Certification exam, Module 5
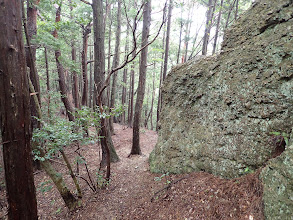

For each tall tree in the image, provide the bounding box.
[81,22,92,106]
[0,0,38,218]
[69,0,80,109]
[109,0,122,133]
[212,0,223,54]
[26,0,41,130]
[202,0,217,55]
[163,0,172,80]
[53,3,75,122]
[130,0,152,155]
[92,0,120,167]
[121,24,130,125]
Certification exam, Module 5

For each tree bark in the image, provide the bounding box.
[0,0,38,218]
[202,0,217,55]
[92,0,119,166]
[121,24,129,125]
[69,0,80,109]
[81,22,91,106]
[163,0,172,80]
[130,0,152,155]
[212,0,223,54]
[26,0,41,130]
[176,5,183,64]
[53,4,75,122]
[109,0,122,133]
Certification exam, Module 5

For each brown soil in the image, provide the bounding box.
[0,124,263,219]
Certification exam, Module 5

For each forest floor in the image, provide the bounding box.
[0,123,264,219]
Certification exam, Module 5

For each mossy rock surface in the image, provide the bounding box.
[150,0,293,178]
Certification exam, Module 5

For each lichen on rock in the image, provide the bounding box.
[149,0,293,178]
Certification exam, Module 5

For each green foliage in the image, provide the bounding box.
[154,172,171,185]
[32,118,84,161]
[37,180,53,194]
[96,171,111,189]
[270,131,289,145]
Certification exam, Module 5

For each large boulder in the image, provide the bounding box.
[260,141,293,219]
[149,0,293,178]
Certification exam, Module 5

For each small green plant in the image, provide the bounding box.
[96,171,111,189]
[270,131,289,145]
[37,180,53,194]
[154,172,171,185]
[244,167,254,174]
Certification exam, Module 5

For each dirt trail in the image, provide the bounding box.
[1,124,263,219]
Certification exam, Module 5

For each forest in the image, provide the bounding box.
[2,0,292,219]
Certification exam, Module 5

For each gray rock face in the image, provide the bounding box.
[149,0,293,178]
[260,142,293,219]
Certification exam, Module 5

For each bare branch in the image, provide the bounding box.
[79,0,91,5]
[97,1,168,104]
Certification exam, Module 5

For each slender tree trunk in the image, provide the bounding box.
[176,4,183,64]
[26,0,41,131]
[38,149,78,210]
[44,47,51,121]
[130,0,152,155]
[69,0,80,109]
[81,22,91,106]
[106,5,112,107]
[235,0,239,20]
[121,24,129,125]
[144,85,150,128]
[127,17,137,127]
[163,0,172,80]
[0,0,38,218]
[183,2,194,62]
[89,42,93,108]
[212,0,223,54]
[202,0,217,55]
[53,4,75,122]
[92,0,119,167]
[225,0,236,29]
[109,0,122,133]
[156,24,166,131]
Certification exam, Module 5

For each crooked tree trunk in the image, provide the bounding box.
[27,52,79,211]
[92,0,119,167]
[38,149,78,210]
[130,0,152,155]
[109,0,121,133]
[0,1,38,218]
[53,5,75,122]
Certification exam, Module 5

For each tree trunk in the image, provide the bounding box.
[183,2,194,62]
[202,0,217,55]
[92,0,119,166]
[38,149,78,210]
[163,0,172,80]
[176,5,183,64]
[69,0,80,109]
[212,0,223,54]
[121,24,129,125]
[109,0,122,133]
[106,5,112,107]
[81,22,91,106]
[89,42,93,108]
[130,0,152,155]
[44,47,51,121]
[53,4,75,122]
[26,0,41,130]
[0,0,38,218]
[235,0,239,20]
